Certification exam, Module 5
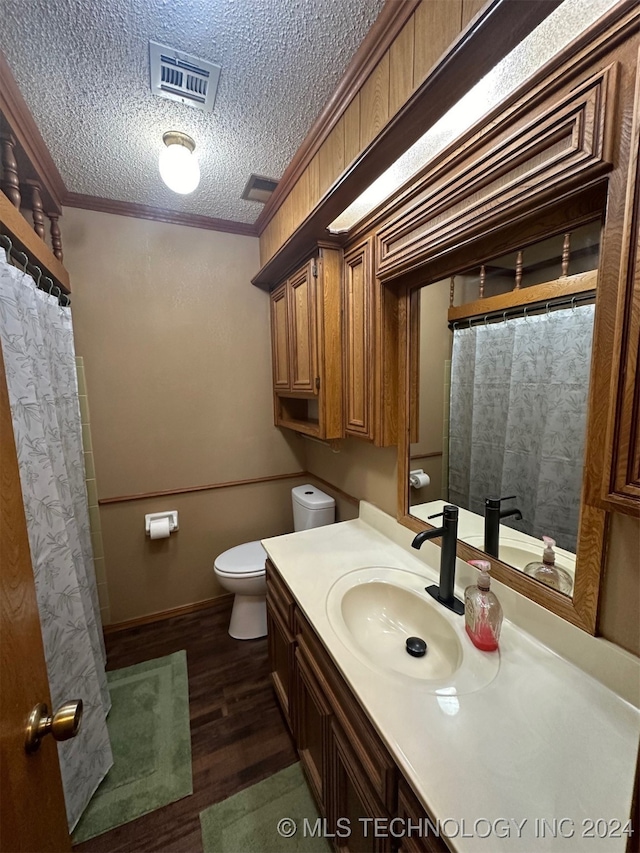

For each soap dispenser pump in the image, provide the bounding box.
[523,536,573,595]
[464,560,503,651]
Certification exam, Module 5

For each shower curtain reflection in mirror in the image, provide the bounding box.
[448,304,595,552]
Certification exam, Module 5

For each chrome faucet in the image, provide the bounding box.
[484,495,523,559]
[412,504,465,615]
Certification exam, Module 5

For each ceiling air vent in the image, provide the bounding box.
[149,40,221,113]
[241,174,279,204]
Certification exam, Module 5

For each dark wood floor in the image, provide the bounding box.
[75,600,297,853]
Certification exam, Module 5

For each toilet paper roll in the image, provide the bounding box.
[149,517,171,539]
[409,471,431,489]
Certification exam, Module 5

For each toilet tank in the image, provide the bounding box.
[292,485,335,531]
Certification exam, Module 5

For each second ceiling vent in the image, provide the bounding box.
[149,40,221,113]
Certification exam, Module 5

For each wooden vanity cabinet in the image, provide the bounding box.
[266,559,449,853]
[269,246,342,439]
[343,236,398,447]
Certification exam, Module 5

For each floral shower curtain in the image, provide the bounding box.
[0,250,112,830]
[448,304,595,552]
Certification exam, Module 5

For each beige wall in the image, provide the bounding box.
[599,514,640,657]
[63,207,305,623]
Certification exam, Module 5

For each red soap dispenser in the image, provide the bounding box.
[464,560,503,651]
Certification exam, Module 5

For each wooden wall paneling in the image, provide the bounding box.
[360,52,390,150]
[413,0,463,87]
[461,0,487,29]
[318,116,345,198]
[307,152,320,212]
[343,94,361,169]
[389,15,416,117]
[254,0,567,286]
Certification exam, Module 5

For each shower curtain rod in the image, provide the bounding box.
[0,232,71,307]
[449,290,594,330]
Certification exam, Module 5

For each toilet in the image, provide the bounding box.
[214,484,335,639]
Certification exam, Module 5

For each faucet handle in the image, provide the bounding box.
[427,505,458,521]
[485,495,517,507]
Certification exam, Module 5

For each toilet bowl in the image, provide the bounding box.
[214,485,335,640]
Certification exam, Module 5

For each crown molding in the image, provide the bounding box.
[254,0,420,235]
[63,193,258,237]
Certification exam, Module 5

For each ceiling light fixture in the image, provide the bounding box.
[159,131,200,194]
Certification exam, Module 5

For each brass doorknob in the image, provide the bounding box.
[25,700,83,754]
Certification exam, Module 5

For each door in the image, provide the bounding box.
[0,345,71,852]
[288,262,318,393]
[270,282,290,391]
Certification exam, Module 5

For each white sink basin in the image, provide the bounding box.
[339,580,463,680]
[326,566,500,694]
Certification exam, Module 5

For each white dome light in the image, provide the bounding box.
[159,131,200,194]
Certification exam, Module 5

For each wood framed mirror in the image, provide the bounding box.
[397,186,609,633]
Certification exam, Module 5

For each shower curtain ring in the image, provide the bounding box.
[468,318,473,329]
[0,234,11,254]
[483,315,489,326]
[453,321,459,331]
[52,285,62,300]
[17,251,29,272]
[502,311,507,323]
[33,266,43,288]
[545,301,551,314]
[571,296,577,310]
[43,276,53,295]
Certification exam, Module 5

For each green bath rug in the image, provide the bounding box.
[72,650,192,843]
[200,762,330,853]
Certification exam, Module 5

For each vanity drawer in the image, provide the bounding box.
[294,606,397,813]
[266,557,296,633]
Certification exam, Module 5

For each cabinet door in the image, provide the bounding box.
[344,238,374,438]
[266,599,295,733]
[294,646,332,815]
[397,778,448,853]
[270,282,290,391]
[328,720,392,853]
[288,262,318,393]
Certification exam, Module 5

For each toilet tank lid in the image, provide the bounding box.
[215,540,267,575]
[292,484,335,510]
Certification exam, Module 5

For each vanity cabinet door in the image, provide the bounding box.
[270,282,290,391]
[344,238,374,439]
[328,719,392,853]
[288,261,318,394]
[294,646,332,815]
[266,560,297,733]
[397,778,449,853]
[266,601,295,734]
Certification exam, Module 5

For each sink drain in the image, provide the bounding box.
[406,636,427,657]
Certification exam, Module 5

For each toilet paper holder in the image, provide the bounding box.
[145,511,179,536]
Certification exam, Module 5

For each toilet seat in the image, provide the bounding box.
[214,540,267,579]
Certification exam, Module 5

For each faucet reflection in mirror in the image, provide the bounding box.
[409,222,600,599]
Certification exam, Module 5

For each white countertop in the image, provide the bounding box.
[262,504,640,853]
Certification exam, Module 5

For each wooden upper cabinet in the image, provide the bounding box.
[343,236,398,447]
[344,238,374,438]
[269,247,343,440]
[288,262,318,394]
[270,283,290,390]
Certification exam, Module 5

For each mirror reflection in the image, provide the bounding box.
[408,222,601,598]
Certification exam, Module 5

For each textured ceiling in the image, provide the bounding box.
[0,0,385,224]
